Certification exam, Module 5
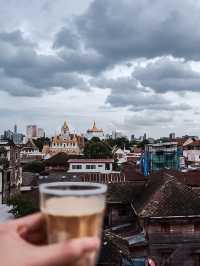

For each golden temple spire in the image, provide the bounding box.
[63,120,69,130]
[92,120,97,130]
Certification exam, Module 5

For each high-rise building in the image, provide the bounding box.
[14,124,17,134]
[143,133,147,141]
[3,125,24,144]
[37,128,45,138]
[26,125,37,139]
[4,130,13,141]
[169,133,175,139]
[112,130,123,139]
[131,134,135,141]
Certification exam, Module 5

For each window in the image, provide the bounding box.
[86,165,96,169]
[98,165,103,167]
[105,163,110,170]
[72,165,82,170]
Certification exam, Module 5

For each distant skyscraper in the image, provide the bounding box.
[3,125,24,144]
[143,133,147,141]
[131,134,135,141]
[169,133,175,139]
[37,128,45,138]
[112,130,123,139]
[26,125,37,139]
[4,130,13,141]
[14,124,17,134]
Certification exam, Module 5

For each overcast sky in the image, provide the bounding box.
[0,0,200,138]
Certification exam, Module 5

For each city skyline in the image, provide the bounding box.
[1,0,200,137]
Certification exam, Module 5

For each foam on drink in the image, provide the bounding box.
[42,196,105,217]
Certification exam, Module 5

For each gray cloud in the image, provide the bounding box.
[0,30,36,47]
[124,114,173,128]
[74,0,200,63]
[91,76,191,111]
[53,27,80,50]
[134,57,200,93]
[0,30,89,96]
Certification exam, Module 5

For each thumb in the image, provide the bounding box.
[33,237,100,266]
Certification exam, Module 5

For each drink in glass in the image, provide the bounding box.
[39,182,107,266]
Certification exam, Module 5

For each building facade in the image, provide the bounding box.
[0,140,22,204]
[37,128,45,138]
[20,139,44,161]
[43,121,85,158]
[26,125,37,139]
[68,158,114,173]
[144,142,180,172]
[183,140,200,164]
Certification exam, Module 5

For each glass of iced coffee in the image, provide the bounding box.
[39,182,107,266]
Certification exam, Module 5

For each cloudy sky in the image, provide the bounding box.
[0,0,200,138]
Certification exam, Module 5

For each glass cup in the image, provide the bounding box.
[39,182,107,266]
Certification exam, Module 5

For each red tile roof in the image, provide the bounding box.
[166,170,200,187]
[135,174,200,217]
[121,162,146,182]
[185,140,200,147]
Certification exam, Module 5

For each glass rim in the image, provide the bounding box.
[39,182,107,196]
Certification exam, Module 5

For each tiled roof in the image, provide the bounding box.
[185,139,200,147]
[175,139,185,146]
[166,170,200,187]
[121,162,147,182]
[107,183,144,203]
[68,158,114,163]
[135,174,200,218]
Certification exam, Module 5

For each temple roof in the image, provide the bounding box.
[63,120,69,131]
[87,121,103,133]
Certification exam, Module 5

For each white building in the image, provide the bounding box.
[68,159,114,173]
[183,140,200,164]
[114,148,130,164]
[86,121,104,140]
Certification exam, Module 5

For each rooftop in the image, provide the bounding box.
[135,174,200,218]
[185,139,200,147]
[147,142,178,147]
[68,158,114,163]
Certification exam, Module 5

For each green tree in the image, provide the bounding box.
[9,194,38,218]
[84,142,112,159]
[33,137,51,152]
[105,137,131,149]
[23,160,45,173]
[90,137,101,142]
[137,139,149,149]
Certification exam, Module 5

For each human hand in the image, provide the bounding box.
[0,213,99,266]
